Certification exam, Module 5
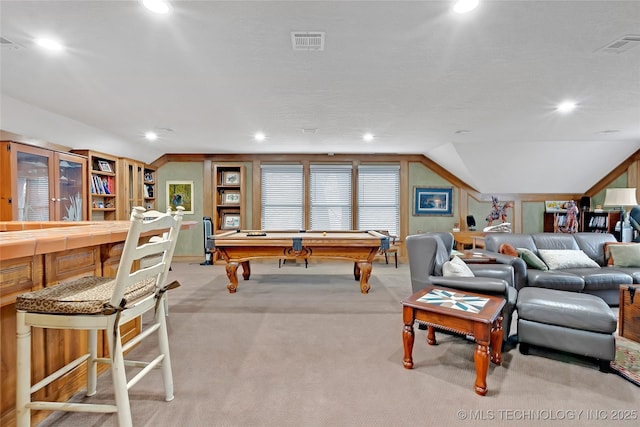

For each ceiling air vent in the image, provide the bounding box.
[291,32,325,51]
[0,36,22,50]
[598,34,640,54]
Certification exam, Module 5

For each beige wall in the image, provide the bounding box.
[157,155,638,257]
[158,162,204,258]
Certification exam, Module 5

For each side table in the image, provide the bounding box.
[402,286,506,396]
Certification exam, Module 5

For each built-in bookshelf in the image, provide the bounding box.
[582,211,621,234]
[543,211,622,235]
[213,164,244,233]
[72,150,118,220]
[144,166,156,211]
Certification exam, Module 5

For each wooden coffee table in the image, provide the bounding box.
[457,250,497,264]
[402,286,506,396]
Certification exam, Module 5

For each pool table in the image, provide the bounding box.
[206,230,389,294]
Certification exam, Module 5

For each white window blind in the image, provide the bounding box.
[310,164,352,230]
[357,165,400,236]
[261,164,304,229]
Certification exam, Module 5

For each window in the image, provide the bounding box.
[261,164,304,229]
[357,165,400,236]
[310,164,352,230]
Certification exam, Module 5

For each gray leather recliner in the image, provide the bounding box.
[406,232,518,343]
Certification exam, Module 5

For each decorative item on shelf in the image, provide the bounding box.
[555,200,579,233]
[579,196,591,211]
[604,188,638,242]
[97,160,112,172]
[222,171,241,185]
[221,212,241,229]
[222,190,241,205]
[483,222,512,233]
[466,215,476,231]
[485,196,512,227]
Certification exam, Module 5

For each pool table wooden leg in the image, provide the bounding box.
[357,261,372,294]
[225,262,239,293]
[240,261,251,280]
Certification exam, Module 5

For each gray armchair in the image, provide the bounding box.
[406,232,518,343]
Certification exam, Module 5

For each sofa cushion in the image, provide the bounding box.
[442,256,474,277]
[609,268,640,284]
[526,270,585,291]
[484,233,536,253]
[608,243,640,267]
[574,232,617,266]
[537,249,599,270]
[563,268,633,290]
[516,287,617,334]
[516,248,548,270]
[532,233,580,250]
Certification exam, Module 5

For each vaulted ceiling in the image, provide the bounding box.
[1,1,639,194]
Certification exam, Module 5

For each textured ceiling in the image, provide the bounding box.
[1,0,639,194]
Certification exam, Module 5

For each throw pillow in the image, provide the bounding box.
[442,256,475,277]
[537,249,600,270]
[608,244,640,267]
[498,243,518,257]
[516,248,549,270]
[604,242,636,266]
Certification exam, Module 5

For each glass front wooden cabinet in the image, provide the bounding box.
[0,141,88,221]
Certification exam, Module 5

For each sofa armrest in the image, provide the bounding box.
[429,276,508,294]
[473,249,528,290]
[468,263,514,286]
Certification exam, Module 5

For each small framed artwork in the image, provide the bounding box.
[223,171,241,185]
[413,187,453,216]
[97,160,113,172]
[545,201,569,212]
[222,213,241,229]
[167,180,194,214]
[223,190,241,205]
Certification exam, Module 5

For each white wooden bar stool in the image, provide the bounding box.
[16,206,184,427]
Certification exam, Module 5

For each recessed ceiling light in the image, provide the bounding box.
[556,101,577,113]
[35,37,64,51]
[453,0,480,14]
[254,132,266,142]
[142,0,171,14]
[363,133,374,142]
[145,131,158,141]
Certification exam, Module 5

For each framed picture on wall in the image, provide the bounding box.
[167,180,194,214]
[413,187,453,216]
[545,201,569,212]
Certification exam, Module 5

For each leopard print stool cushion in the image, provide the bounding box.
[16,276,157,315]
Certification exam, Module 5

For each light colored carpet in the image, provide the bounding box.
[38,261,639,427]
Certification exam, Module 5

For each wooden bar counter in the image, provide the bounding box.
[0,220,194,426]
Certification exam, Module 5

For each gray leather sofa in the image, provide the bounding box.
[406,232,518,342]
[480,232,639,306]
